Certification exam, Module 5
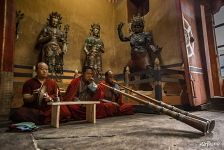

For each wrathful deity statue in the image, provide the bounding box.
[37,12,69,79]
[84,23,104,77]
[117,15,162,72]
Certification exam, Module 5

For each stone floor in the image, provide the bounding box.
[0,110,224,150]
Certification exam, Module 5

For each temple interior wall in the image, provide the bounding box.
[12,0,184,108]
[15,0,182,76]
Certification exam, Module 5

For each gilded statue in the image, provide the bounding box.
[37,12,69,78]
[84,23,104,77]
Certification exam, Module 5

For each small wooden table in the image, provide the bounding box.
[47,101,100,128]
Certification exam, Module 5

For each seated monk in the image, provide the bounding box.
[10,62,71,125]
[63,66,121,120]
[98,70,134,115]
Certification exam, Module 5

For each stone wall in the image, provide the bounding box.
[0,72,13,120]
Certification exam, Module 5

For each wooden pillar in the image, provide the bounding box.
[202,0,223,97]
[154,58,162,101]
[193,0,223,97]
[0,0,16,120]
[124,66,130,100]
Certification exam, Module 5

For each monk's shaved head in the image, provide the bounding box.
[35,62,48,79]
[35,62,48,71]
[105,70,113,77]
[105,70,114,85]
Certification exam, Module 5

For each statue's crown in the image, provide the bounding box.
[131,14,144,24]
[48,12,62,23]
[91,23,100,30]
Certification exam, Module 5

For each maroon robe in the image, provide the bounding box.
[10,77,71,125]
[63,76,120,120]
[98,81,134,116]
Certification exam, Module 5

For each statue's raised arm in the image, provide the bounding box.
[117,14,162,72]
[117,22,130,42]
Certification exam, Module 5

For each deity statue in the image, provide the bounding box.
[117,15,162,72]
[16,10,24,40]
[37,12,69,79]
[84,23,104,77]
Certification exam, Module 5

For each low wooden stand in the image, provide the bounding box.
[47,101,100,128]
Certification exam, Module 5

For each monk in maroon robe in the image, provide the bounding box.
[10,62,71,125]
[98,70,134,115]
[63,67,120,120]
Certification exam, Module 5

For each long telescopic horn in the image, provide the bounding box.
[101,82,213,134]
[113,81,215,133]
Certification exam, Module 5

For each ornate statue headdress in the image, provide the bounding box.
[90,23,101,37]
[91,23,101,30]
[47,12,62,27]
[131,14,144,27]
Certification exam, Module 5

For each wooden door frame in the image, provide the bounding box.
[176,0,223,106]
[198,0,223,97]
[176,0,196,106]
